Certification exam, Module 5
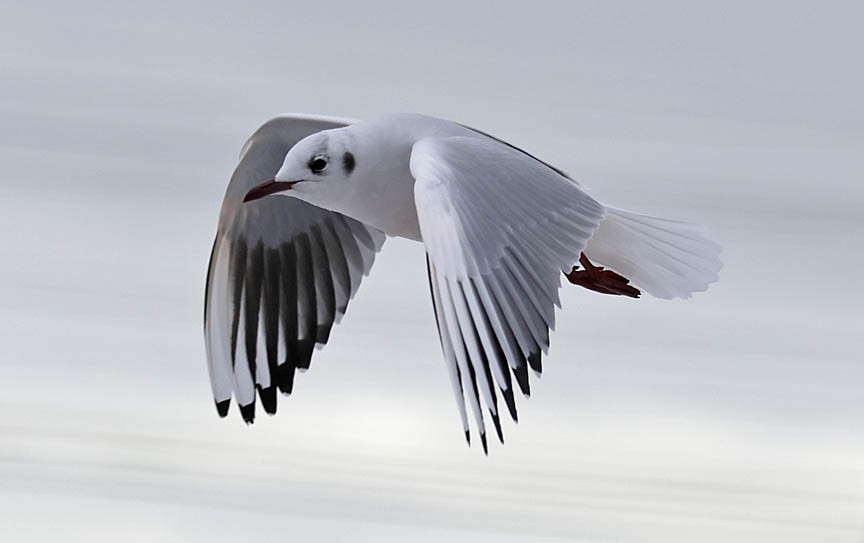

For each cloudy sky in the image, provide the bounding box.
[1,1,862,541]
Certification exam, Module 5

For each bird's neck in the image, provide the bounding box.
[331,129,422,240]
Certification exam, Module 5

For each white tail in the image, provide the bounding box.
[584,208,722,299]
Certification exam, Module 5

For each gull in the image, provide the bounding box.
[205,113,722,452]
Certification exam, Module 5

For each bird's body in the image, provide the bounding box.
[268,113,591,241]
[205,113,722,452]
[271,114,480,240]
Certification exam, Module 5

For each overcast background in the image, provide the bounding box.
[1,1,863,541]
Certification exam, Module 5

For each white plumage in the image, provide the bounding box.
[205,113,722,451]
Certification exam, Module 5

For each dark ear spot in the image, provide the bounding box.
[342,151,356,175]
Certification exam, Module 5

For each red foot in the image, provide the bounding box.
[565,254,641,298]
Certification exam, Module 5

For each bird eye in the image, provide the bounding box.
[309,156,328,173]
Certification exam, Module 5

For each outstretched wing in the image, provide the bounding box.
[205,115,386,423]
[411,136,605,452]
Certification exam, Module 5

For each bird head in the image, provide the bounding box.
[244,129,357,206]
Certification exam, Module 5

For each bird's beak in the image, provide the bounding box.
[243,178,299,203]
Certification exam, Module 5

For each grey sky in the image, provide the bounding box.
[1,1,862,541]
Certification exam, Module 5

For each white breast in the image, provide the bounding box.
[338,170,423,241]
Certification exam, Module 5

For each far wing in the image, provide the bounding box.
[411,136,605,451]
[205,115,385,423]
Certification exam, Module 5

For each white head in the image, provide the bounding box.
[243,128,358,208]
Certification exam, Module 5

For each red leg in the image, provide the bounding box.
[565,254,641,298]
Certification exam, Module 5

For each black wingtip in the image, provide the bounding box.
[502,386,518,422]
[465,430,471,446]
[315,324,332,345]
[215,399,230,418]
[490,411,504,444]
[258,385,277,415]
[528,350,542,374]
[292,340,315,370]
[480,432,488,455]
[276,362,296,395]
[239,401,256,424]
[514,362,531,397]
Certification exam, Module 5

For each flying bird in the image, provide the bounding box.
[204,113,722,452]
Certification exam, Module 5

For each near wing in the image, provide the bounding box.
[412,136,605,452]
[205,115,386,423]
